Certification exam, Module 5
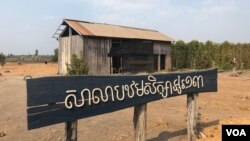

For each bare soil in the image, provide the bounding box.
[0,63,249,141]
[0,62,58,76]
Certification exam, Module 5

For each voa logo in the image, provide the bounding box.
[226,129,246,136]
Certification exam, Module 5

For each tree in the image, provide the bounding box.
[0,53,6,68]
[172,40,187,69]
[171,40,250,70]
[203,40,214,68]
[52,48,58,62]
[35,49,39,56]
[220,41,232,69]
[187,40,199,69]
[66,54,88,75]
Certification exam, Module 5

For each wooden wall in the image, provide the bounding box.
[82,37,111,75]
[58,35,83,75]
[59,36,111,75]
[153,41,172,71]
[109,40,153,56]
[122,55,154,73]
[110,39,154,74]
[119,41,172,73]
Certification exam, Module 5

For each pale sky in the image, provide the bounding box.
[1,0,250,55]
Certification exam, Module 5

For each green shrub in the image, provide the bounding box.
[66,54,88,75]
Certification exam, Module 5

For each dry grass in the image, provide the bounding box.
[0,62,58,76]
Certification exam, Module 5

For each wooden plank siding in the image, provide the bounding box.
[122,55,154,73]
[71,36,84,59]
[109,40,153,56]
[58,36,71,75]
[58,35,84,75]
[153,42,171,71]
[58,36,111,75]
[82,37,111,75]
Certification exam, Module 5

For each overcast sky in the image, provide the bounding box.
[1,0,250,55]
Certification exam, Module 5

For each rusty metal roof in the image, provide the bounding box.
[57,19,174,42]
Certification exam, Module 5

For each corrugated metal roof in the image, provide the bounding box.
[61,19,174,42]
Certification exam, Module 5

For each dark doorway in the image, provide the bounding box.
[154,54,166,71]
[154,55,158,72]
[160,55,166,70]
[112,56,122,74]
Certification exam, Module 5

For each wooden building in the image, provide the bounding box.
[53,19,174,75]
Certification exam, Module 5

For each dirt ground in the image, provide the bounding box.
[0,63,249,141]
[0,62,58,76]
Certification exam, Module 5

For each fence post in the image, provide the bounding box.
[133,104,147,141]
[65,120,77,141]
[187,93,199,141]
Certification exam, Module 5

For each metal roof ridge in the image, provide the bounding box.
[63,18,158,32]
[63,18,92,24]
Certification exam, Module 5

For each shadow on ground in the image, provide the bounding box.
[148,120,219,141]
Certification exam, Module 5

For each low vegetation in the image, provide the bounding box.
[6,55,52,63]
[66,54,88,75]
[5,48,58,63]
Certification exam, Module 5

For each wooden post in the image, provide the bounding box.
[187,93,199,141]
[68,27,72,67]
[65,90,78,141]
[65,121,77,141]
[158,55,161,71]
[133,104,147,141]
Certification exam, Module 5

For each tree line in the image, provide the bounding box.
[171,40,250,70]
[1,41,250,71]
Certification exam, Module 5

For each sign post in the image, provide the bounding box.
[64,90,78,141]
[26,69,217,141]
[134,104,147,141]
[187,93,199,141]
[65,120,77,141]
